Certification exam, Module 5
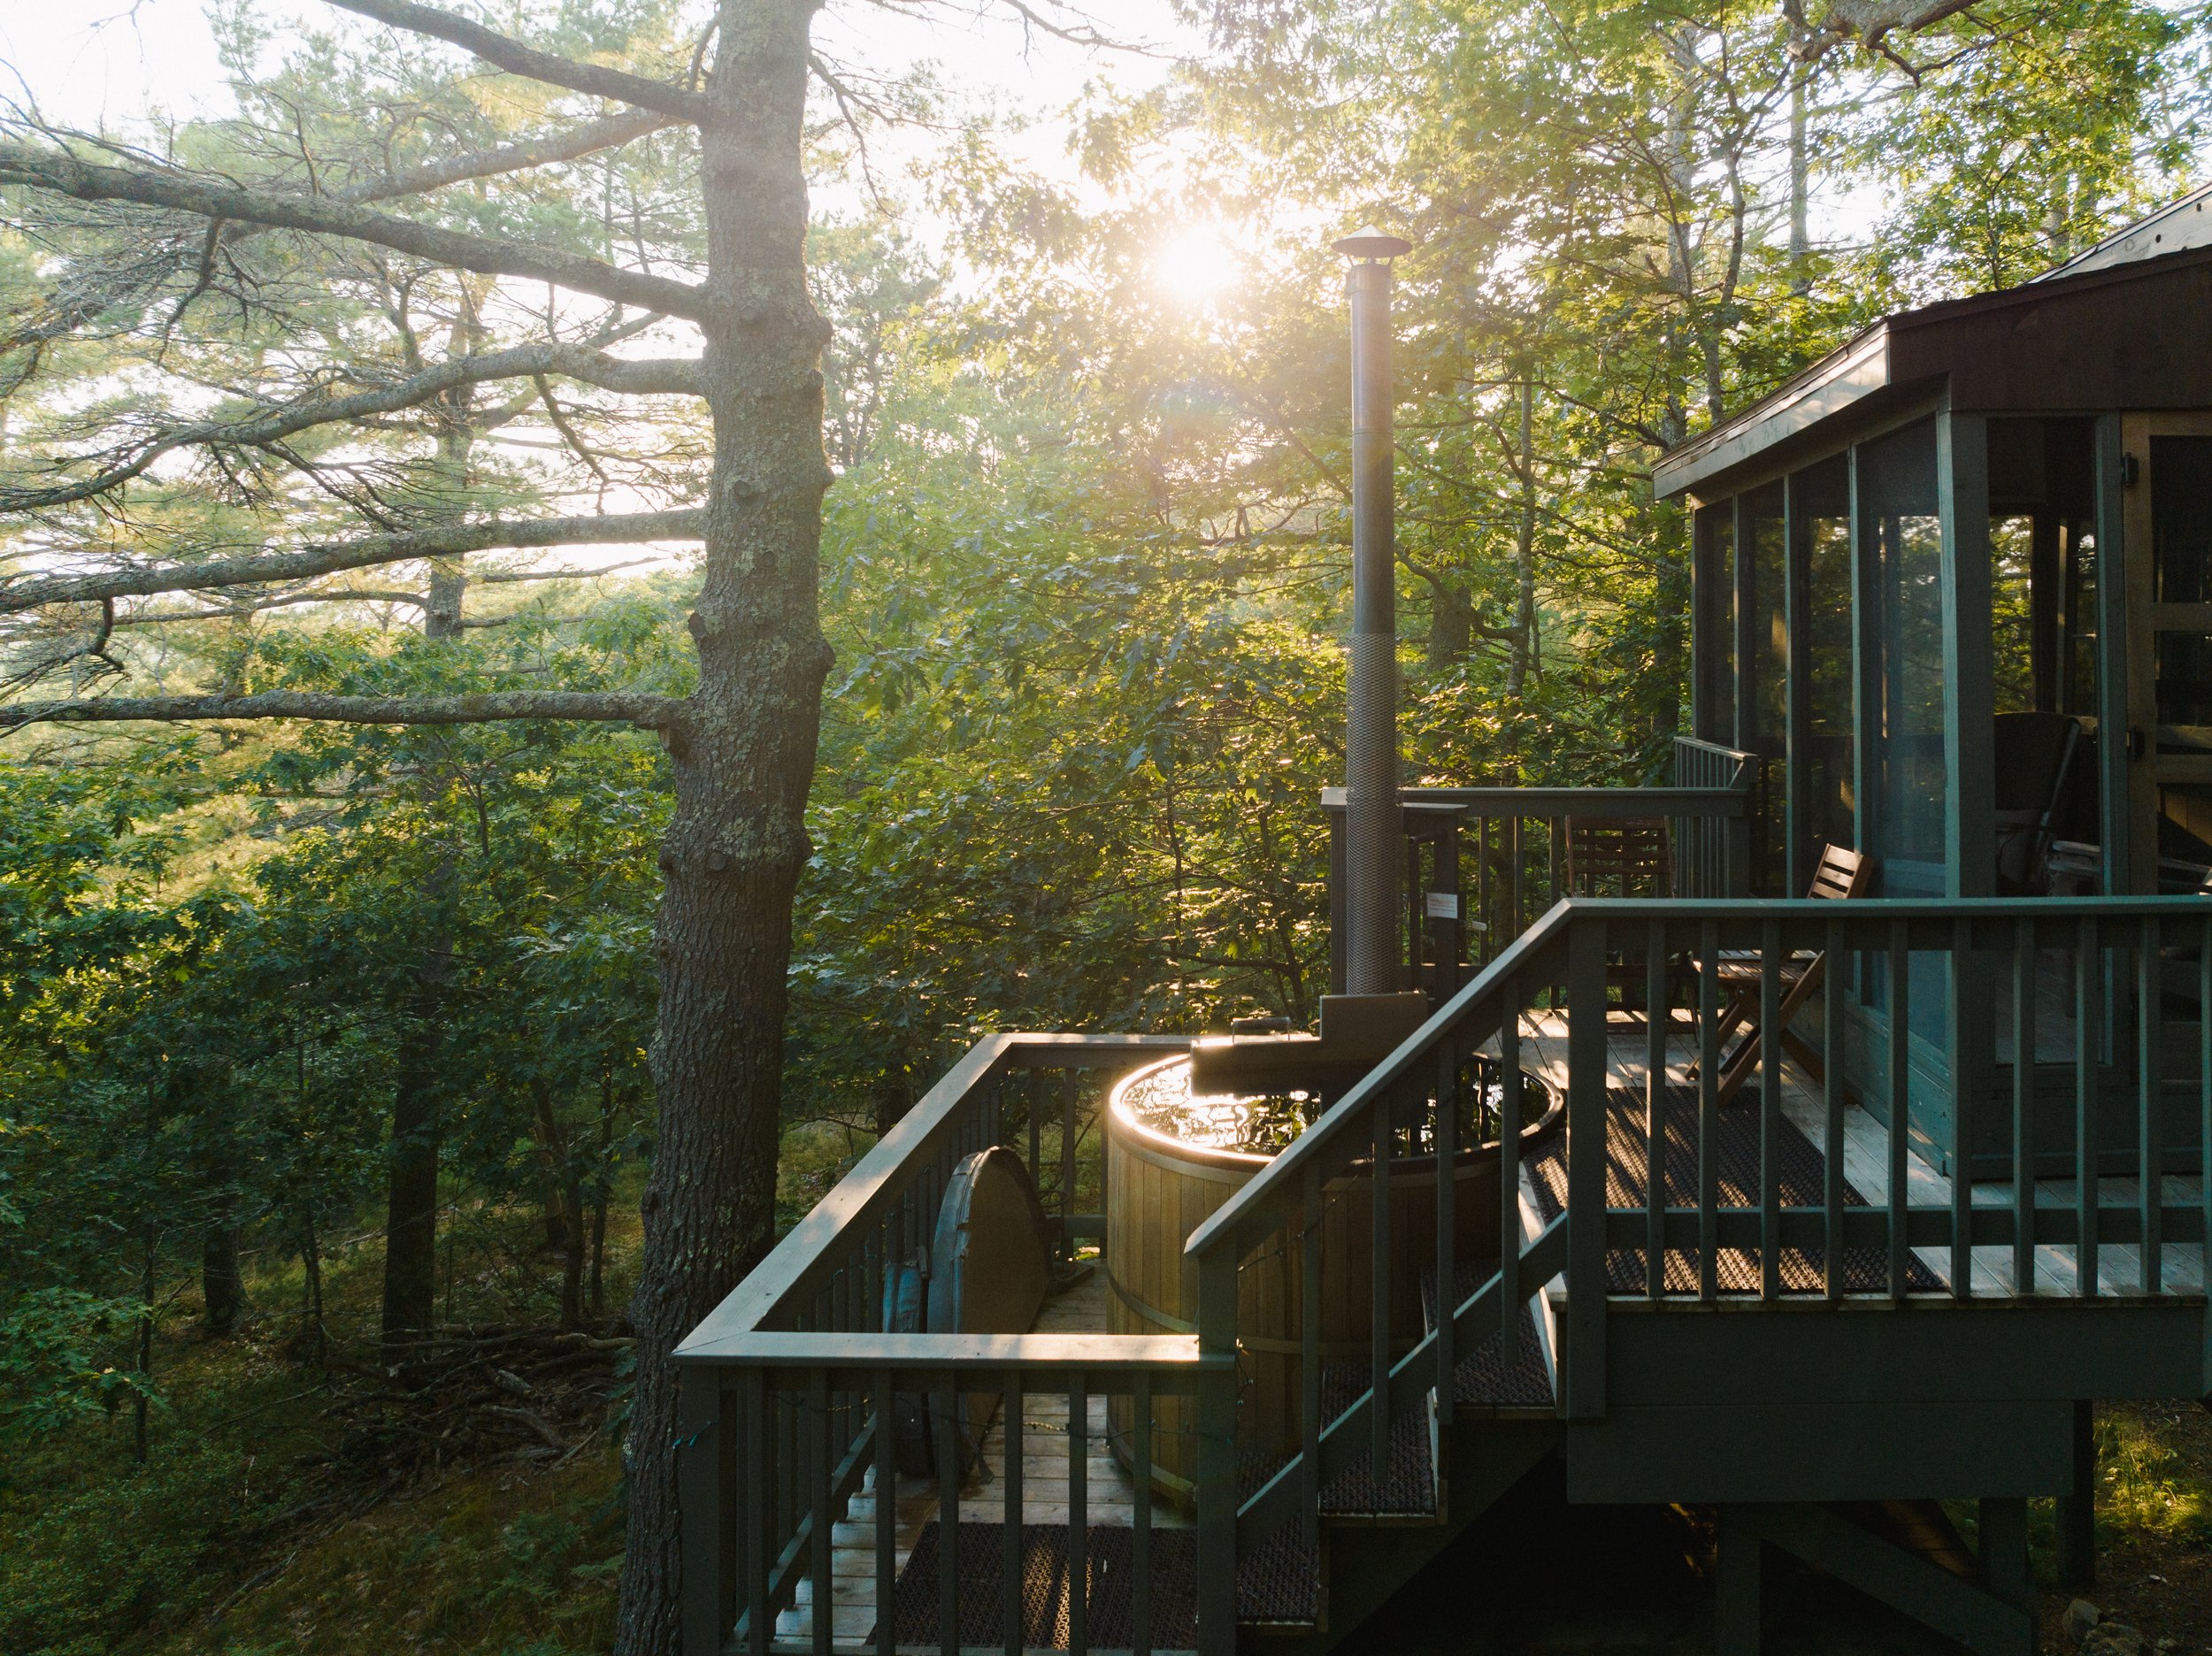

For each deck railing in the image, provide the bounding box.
[1671,736,1768,894]
[1323,782,1755,992]
[672,1032,1237,1656]
[1187,895,2212,1569]
[680,900,2212,1656]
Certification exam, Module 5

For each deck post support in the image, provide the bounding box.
[1978,1497,2032,1629]
[1194,1246,1240,1656]
[1715,1506,1763,1656]
[2057,1398,2097,1590]
[1740,1502,2034,1656]
[679,1365,737,1656]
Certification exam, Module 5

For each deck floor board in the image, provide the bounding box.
[1503,1008,2206,1299]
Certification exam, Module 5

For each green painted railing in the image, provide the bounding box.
[671,1032,1240,1656]
[1187,894,2212,1571]
[676,896,2212,1656]
[1323,781,1755,992]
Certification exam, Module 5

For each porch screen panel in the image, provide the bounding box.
[2150,433,2212,864]
[1792,456,1853,870]
[1858,418,1950,1047]
[1694,502,1736,745]
[1741,483,1786,890]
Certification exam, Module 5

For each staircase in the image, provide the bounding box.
[1236,1263,1564,1652]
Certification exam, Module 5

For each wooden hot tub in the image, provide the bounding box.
[1103,1052,1563,1504]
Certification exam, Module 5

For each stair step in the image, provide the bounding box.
[1422,1265,1557,1409]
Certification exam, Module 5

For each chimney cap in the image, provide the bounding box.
[1331,226,1413,260]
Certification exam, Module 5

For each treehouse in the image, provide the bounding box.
[672,196,2212,1656]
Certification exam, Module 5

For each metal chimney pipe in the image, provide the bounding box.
[1332,226,1412,998]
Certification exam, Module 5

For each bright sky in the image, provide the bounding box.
[0,0,1197,160]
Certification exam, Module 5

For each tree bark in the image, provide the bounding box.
[1506,373,1539,701]
[1789,69,1811,295]
[201,1226,246,1335]
[614,3,835,1651]
[381,878,455,1356]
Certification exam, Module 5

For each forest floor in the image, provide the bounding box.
[4,1166,2207,1655]
[0,1191,641,1656]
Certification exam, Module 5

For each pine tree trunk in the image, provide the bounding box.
[201,1226,245,1334]
[380,997,446,1353]
[614,4,835,1651]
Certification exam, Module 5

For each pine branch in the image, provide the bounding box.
[0,688,680,731]
[349,109,681,203]
[2,343,703,510]
[322,0,711,123]
[0,142,710,321]
[0,509,703,614]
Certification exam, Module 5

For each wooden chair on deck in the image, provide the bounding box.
[1565,815,1673,897]
[1700,842,1871,1105]
[1565,816,1677,1011]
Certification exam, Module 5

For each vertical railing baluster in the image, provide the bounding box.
[1028,1068,1043,1191]
[1888,920,1910,1300]
[1645,921,1666,1300]
[1301,1164,1322,1545]
[1565,916,1609,1418]
[1500,990,1523,1360]
[1951,919,1972,1301]
[1697,921,1720,1303]
[2077,916,2100,1299]
[1069,1375,1088,1656]
[1370,1103,1392,1478]
[1002,1369,1023,1656]
[1435,1033,1458,1392]
[1508,816,1525,947]
[2014,917,2036,1297]
[874,1371,895,1656]
[780,1389,799,1608]
[937,1379,957,1656]
[2139,916,2163,1295]
[811,1368,833,1656]
[1823,919,1845,1302]
[1547,816,1564,912]
[745,1368,770,1656]
[1133,1372,1154,1656]
[2202,916,2211,1299]
[1061,1070,1079,1257]
[1760,919,1783,1302]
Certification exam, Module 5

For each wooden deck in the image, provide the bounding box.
[1509,1009,2208,1299]
[780,1268,1187,1649]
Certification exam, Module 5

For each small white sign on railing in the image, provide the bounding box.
[1424,891,1460,920]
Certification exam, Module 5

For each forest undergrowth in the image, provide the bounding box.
[0,1186,643,1656]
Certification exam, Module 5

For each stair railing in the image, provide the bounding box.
[1185,903,1580,1559]
[1190,894,2212,1577]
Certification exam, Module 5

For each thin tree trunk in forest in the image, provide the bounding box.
[1789,70,1811,295]
[1506,373,1538,701]
[590,1076,616,1320]
[135,1223,156,1462]
[300,1207,326,1360]
[202,1226,245,1334]
[380,359,480,1356]
[615,3,837,1650]
[531,1079,573,1253]
[381,993,447,1353]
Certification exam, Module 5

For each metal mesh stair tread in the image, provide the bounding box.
[1525,1085,1944,1293]
[1417,1269,1555,1407]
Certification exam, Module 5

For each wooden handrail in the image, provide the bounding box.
[678,1031,1187,1351]
[1185,900,1578,1266]
[1319,783,1750,816]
